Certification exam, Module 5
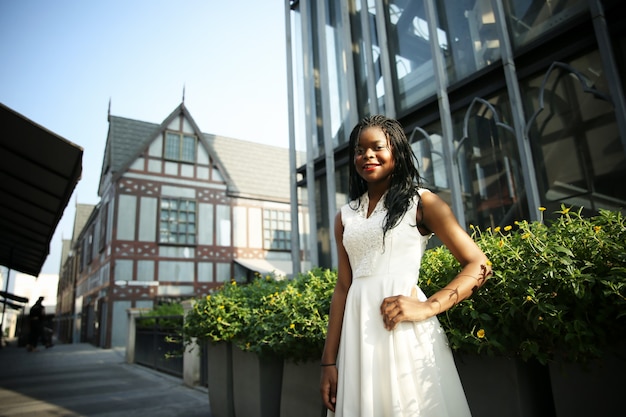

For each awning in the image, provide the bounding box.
[0,290,29,304]
[0,298,26,311]
[234,258,293,277]
[0,103,83,276]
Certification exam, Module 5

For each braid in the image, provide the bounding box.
[348,115,423,240]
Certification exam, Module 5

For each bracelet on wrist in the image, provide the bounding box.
[320,362,336,367]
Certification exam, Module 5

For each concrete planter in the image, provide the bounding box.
[232,346,284,417]
[549,346,626,417]
[454,353,555,417]
[280,359,326,417]
[206,342,235,417]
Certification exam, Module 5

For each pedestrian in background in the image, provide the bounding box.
[26,296,45,352]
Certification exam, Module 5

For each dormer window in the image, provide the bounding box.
[164,131,196,163]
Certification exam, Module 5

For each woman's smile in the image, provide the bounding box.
[354,127,394,184]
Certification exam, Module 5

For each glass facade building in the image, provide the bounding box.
[286,0,626,269]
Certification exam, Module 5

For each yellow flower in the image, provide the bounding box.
[427,278,432,286]
[594,226,601,233]
[206,295,211,301]
[486,260,492,267]
[498,239,504,248]
[526,295,533,302]
[289,323,295,329]
[538,207,546,212]
[522,232,531,239]
[476,329,485,339]
[217,316,222,322]
[560,207,570,214]
[469,224,475,229]
[219,305,225,309]
[504,225,512,232]
[494,226,501,233]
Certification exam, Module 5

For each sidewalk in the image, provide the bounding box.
[0,340,212,417]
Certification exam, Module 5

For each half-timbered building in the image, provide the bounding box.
[60,102,307,348]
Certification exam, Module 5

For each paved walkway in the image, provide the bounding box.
[0,340,212,417]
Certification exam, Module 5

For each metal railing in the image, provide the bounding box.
[134,315,184,377]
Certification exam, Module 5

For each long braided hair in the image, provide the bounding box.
[348,115,423,239]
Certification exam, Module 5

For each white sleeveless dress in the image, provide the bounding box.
[329,190,471,417]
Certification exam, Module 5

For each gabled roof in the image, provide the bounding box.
[98,116,159,195]
[204,134,291,202]
[99,103,291,203]
[59,239,71,268]
[73,203,95,242]
[0,103,82,276]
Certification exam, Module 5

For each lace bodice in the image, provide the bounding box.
[341,191,430,279]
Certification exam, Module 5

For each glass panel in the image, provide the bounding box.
[452,93,530,229]
[385,0,436,113]
[261,209,291,251]
[503,0,587,49]
[368,0,387,113]
[617,33,626,100]
[307,0,325,157]
[325,0,351,147]
[182,135,196,162]
[437,0,501,85]
[521,51,626,216]
[350,0,374,116]
[410,130,448,190]
[165,133,180,160]
[158,198,198,244]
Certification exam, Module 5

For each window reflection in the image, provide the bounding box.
[521,52,626,216]
[453,95,529,229]
[350,0,384,116]
[503,0,587,48]
[385,0,436,112]
[325,0,350,147]
[410,128,448,190]
[437,0,501,85]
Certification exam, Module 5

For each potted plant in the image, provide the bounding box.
[241,268,335,417]
[419,206,626,417]
[184,280,246,417]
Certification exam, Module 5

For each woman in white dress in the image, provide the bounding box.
[320,115,491,416]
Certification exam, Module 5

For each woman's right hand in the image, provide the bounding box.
[320,365,338,412]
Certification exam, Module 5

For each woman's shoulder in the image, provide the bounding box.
[416,188,443,205]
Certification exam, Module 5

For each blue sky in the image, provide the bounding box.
[0,1,289,276]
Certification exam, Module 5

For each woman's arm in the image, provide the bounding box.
[381,191,491,330]
[320,212,352,412]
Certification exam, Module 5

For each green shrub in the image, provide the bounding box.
[184,268,336,363]
[420,206,626,364]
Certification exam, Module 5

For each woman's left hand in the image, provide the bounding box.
[380,287,436,330]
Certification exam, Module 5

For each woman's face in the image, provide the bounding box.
[354,126,395,186]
